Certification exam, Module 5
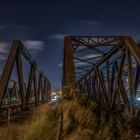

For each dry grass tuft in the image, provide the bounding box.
[0,100,137,140]
[22,104,60,140]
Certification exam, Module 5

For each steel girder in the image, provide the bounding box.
[0,41,51,109]
[63,36,140,115]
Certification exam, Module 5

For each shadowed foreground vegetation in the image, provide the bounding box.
[0,99,139,140]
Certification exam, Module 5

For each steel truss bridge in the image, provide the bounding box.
[0,41,51,117]
[0,35,140,121]
[63,36,140,116]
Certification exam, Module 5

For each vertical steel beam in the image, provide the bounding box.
[33,67,38,105]
[115,53,130,111]
[110,64,115,95]
[46,80,49,100]
[134,65,140,99]
[88,74,92,99]
[106,60,111,108]
[91,75,96,100]
[96,68,108,108]
[124,37,140,66]
[37,72,43,102]
[11,82,16,100]
[41,75,44,101]
[63,36,75,97]
[43,78,47,101]
[127,48,134,114]
[47,81,51,101]
[94,71,100,103]
[110,64,116,109]
[16,51,26,109]
[26,63,35,105]
[0,41,19,105]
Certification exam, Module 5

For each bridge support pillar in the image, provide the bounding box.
[62,36,76,98]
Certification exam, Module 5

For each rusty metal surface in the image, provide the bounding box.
[63,36,140,116]
[0,41,19,105]
[0,40,51,112]
[62,36,76,97]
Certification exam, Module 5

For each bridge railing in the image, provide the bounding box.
[63,36,140,116]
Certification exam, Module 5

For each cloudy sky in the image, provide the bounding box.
[0,0,140,89]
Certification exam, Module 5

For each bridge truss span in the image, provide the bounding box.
[0,40,51,111]
[63,36,140,116]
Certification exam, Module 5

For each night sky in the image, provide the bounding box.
[0,0,140,89]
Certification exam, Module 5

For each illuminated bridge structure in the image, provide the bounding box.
[63,36,140,116]
[0,41,51,114]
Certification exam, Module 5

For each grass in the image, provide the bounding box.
[0,99,138,140]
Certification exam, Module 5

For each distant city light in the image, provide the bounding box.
[51,98,57,101]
